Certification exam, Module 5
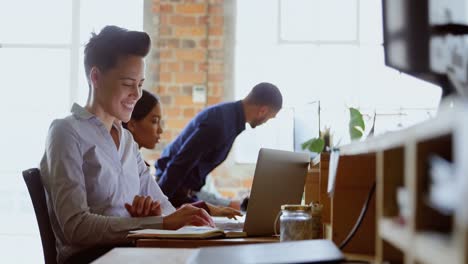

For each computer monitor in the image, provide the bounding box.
[428,0,468,97]
[382,0,452,95]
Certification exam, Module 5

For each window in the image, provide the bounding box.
[234,0,441,163]
[280,0,359,43]
[0,1,142,262]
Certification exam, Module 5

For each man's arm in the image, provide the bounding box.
[196,189,231,207]
[42,121,164,246]
[157,125,216,199]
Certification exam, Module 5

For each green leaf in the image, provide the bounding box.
[302,138,325,153]
[349,107,365,141]
[301,138,315,150]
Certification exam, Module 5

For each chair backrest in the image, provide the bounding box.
[23,168,57,264]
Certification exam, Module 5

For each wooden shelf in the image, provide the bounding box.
[379,218,410,252]
[335,99,468,264]
[414,232,458,264]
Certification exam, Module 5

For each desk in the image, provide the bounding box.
[134,236,279,248]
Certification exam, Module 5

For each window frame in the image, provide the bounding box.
[278,0,361,45]
[0,0,81,107]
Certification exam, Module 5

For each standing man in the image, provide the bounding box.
[156,82,283,207]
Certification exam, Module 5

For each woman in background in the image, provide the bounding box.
[123,90,242,215]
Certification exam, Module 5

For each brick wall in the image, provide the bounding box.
[146,0,224,154]
[143,0,254,199]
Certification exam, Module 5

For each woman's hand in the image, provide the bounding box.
[207,203,243,219]
[125,195,162,217]
[163,204,215,230]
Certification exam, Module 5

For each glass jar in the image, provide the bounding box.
[279,205,313,242]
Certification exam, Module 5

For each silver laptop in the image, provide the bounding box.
[216,148,310,236]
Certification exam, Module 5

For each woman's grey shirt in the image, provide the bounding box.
[40,103,175,263]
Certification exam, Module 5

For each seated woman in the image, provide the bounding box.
[40,26,218,264]
[123,89,243,213]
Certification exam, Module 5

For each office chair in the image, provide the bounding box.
[23,168,57,264]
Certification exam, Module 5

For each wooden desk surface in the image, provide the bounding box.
[134,236,279,248]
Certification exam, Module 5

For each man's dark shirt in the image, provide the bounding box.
[156,101,246,206]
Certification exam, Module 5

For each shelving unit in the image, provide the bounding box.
[339,99,468,264]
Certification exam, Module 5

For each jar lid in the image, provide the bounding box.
[281,204,312,211]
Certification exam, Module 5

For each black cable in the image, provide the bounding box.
[338,182,376,250]
[431,24,468,35]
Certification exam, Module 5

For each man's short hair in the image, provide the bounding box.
[246,82,283,110]
[84,25,151,87]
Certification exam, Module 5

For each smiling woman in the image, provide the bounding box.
[39,25,220,264]
[84,26,149,129]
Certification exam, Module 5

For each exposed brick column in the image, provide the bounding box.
[147,0,225,161]
[206,1,225,106]
[145,0,249,200]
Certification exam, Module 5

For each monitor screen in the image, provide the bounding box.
[382,0,430,74]
[382,0,451,95]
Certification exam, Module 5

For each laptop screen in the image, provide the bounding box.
[242,148,310,236]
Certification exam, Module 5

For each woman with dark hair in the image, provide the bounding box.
[122,90,162,151]
[124,90,243,215]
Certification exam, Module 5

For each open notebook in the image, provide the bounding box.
[128,224,246,240]
[128,216,247,240]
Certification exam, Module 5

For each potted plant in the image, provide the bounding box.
[302,107,370,154]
